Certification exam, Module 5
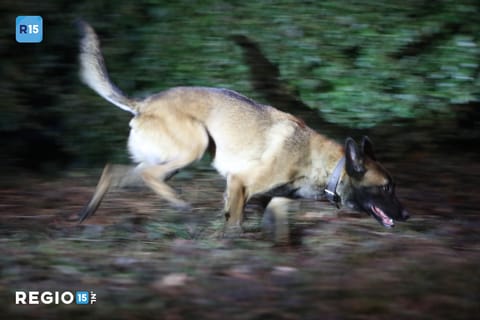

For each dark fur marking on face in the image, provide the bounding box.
[343,136,409,228]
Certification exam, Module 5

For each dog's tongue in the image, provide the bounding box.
[371,205,395,228]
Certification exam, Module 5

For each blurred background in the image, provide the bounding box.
[0,0,479,319]
[1,0,478,172]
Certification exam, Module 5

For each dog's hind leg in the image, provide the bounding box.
[78,164,138,223]
[139,157,198,211]
[78,154,202,223]
[128,115,209,210]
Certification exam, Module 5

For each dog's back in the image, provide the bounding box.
[133,85,311,178]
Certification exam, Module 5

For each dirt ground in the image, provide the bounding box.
[1,148,479,319]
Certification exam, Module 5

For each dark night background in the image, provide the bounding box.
[0,1,479,319]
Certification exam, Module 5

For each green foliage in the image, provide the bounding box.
[1,0,478,167]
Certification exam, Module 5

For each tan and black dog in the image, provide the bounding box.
[77,21,409,233]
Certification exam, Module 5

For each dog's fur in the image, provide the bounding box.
[77,21,409,233]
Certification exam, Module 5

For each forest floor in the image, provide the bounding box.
[1,146,479,319]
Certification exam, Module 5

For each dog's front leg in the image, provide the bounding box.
[223,175,246,236]
[262,197,291,244]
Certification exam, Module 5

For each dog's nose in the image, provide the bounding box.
[401,209,410,221]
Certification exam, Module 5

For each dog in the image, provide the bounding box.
[77,21,409,234]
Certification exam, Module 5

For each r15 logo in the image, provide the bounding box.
[16,16,43,43]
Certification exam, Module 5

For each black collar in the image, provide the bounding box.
[324,156,345,208]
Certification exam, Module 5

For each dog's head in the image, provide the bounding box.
[342,136,409,228]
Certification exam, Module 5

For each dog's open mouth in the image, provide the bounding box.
[371,205,395,228]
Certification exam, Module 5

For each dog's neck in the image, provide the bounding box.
[308,133,345,192]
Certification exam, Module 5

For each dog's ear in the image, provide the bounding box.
[361,136,376,161]
[345,137,366,178]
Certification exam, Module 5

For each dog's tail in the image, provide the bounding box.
[78,20,138,115]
